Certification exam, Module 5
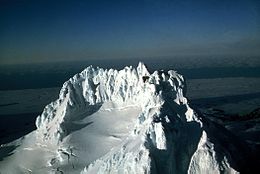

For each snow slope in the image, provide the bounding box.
[0,63,238,173]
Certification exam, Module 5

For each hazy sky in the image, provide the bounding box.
[0,0,260,64]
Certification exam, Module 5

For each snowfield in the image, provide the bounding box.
[0,63,241,173]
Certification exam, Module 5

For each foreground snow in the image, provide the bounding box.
[0,63,238,173]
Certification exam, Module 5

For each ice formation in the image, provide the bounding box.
[0,63,238,173]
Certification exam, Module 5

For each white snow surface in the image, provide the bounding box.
[0,63,238,173]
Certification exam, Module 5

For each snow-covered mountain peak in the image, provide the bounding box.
[35,62,190,144]
[0,63,238,174]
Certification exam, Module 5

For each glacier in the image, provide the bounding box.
[0,63,240,173]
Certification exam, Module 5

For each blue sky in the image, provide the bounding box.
[0,0,259,64]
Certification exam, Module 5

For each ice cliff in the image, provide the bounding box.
[0,63,238,173]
